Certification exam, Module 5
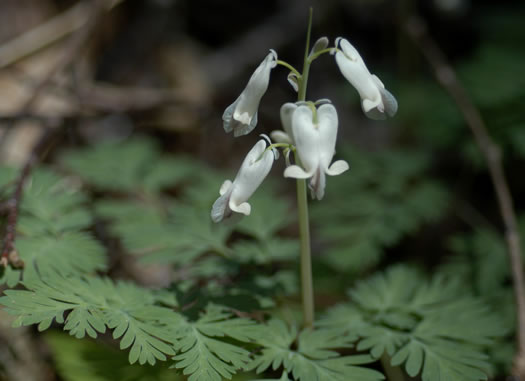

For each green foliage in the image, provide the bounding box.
[16,232,106,284]
[443,217,525,371]
[1,267,300,380]
[248,319,384,381]
[234,192,293,242]
[171,305,263,381]
[311,146,449,273]
[18,169,92,235]
[61,138,197,193]
[63,138,296,269]
[0,139,309,381]
[60,137,299,305]
[320,266,505,381]
[97,200,233,264]
[46,332,179,381]
[1,273,180,365]
[0,167,104,287]
[1,134,511,381]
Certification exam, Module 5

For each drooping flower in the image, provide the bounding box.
[211,138,276,222]
[334,38,398,120]
[284,103,349,200]
[222,50,278,137]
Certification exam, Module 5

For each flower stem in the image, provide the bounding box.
[298,7,313,102]
[297,178,314,328]
[277,60,301,77]
[296,7,315,329]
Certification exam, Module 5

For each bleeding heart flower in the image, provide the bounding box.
[284,103,349,200]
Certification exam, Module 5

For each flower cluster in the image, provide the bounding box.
[212,37,397,222]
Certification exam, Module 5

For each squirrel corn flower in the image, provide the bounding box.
[284,103,349,200]
[222,50,278,137]
[334,38,398,120]
[211,139,276,222]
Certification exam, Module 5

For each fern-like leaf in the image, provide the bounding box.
[320,265,505,381]
[19,169,92,235]
[0,273,180,365]
[171,304,263,381]
[16,232,106,285]
[96,201,233,264]
[249,319,384,381]
[1,168,103,287]
[61,138,197,193]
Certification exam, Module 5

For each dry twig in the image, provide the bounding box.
[405,16,525,379]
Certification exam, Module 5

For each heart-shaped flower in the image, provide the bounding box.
[284,103,349,200]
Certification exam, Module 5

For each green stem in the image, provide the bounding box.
[380,353,406,381]
[277,60,301,77]
[296,7,315,329]
[258,143,295,161]
[297,178,314,328]
[298,7,313,102]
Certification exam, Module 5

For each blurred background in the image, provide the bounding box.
[0,0,524,380]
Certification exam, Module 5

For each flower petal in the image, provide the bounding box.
[222,98,239,134]
[280,102,297,143]
[309,36,329,57]
[287,72,299,92]
[219,180,233,196]
[229,201,251,216]
[270,130,293,144]
[326,160,349,176]
[291,105,320,174]
[317,104,339,172]
[211,190,232,223]
[229,139,275,211]
[379,86,398,117]
[284,165,313,179]
[309,168,326,200]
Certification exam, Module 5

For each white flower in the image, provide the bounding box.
[222,50,278,137]
[334,38,398,120]
[284,103,349,200]
[211,139,276,222]
[270,102,297,145]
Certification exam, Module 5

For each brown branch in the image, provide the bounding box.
[404,16,525,379]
